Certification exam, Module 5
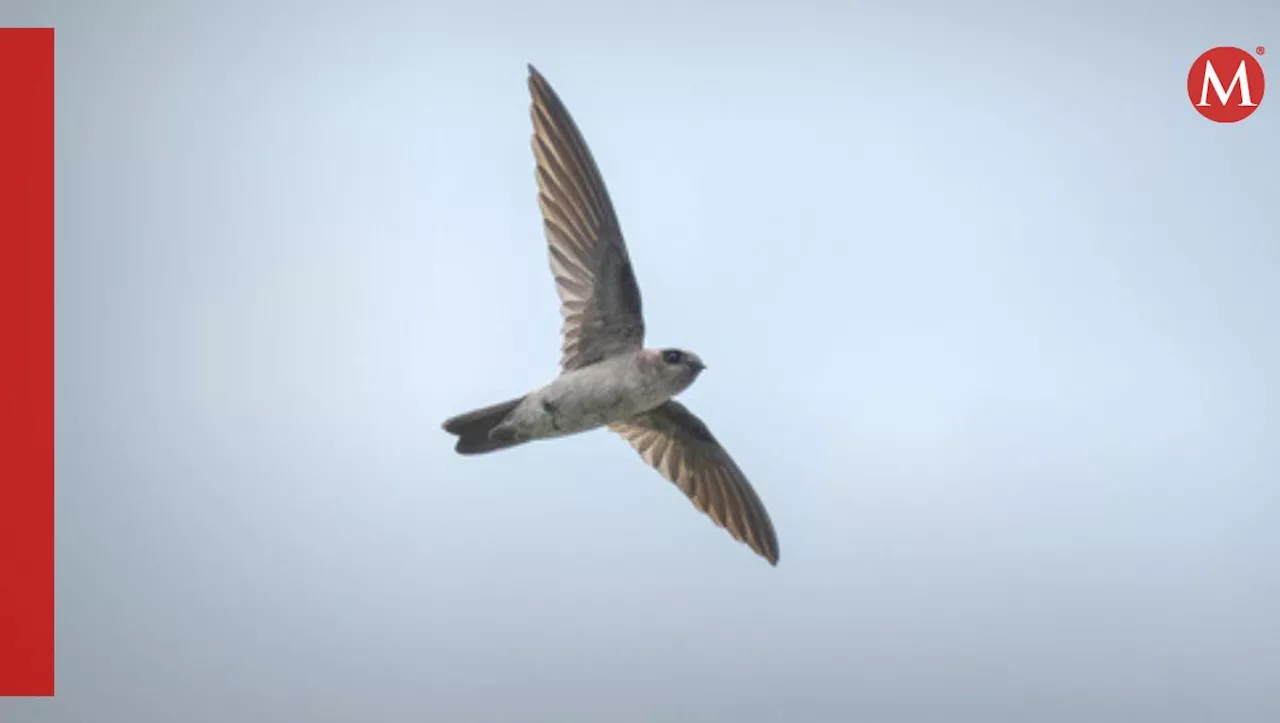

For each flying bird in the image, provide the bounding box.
[442,65,779,566]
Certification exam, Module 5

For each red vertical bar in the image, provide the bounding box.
[0,27,55,697]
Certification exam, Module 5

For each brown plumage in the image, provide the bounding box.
[441,66,781,567]
[528,64,645,371]
[611,401,779,565]
[442,397,527,455]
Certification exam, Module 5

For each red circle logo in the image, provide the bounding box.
[1187,46,1266,122]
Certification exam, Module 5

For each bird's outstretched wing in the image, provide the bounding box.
[528,65,645,371]
[610,401,780,565]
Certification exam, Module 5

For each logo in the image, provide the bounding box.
[1187,46,1266,122]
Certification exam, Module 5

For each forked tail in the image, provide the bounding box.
[441,396,527,455]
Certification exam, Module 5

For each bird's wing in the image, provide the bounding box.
[528,65,645,372]
[609,400,779,565]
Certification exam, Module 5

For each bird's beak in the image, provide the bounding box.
[691,360,707,372]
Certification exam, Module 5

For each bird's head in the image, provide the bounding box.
[647,347,706,394]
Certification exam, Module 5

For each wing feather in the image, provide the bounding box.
[528,65,645,370]
[610,401,780,565]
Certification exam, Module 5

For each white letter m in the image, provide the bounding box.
[1197,59,1257,107]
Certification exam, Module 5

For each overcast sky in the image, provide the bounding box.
[2,0,1278,721]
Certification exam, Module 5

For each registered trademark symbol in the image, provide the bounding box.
[1258,46,1266,55]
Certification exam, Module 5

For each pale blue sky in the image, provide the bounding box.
[3,0,1278,721]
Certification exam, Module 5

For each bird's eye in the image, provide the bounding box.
[662,350,683,365]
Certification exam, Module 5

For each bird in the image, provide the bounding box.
[442,65,779,566]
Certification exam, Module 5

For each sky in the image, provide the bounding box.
[2,0,1278,721]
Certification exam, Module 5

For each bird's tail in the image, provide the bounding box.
[442,396,527,455]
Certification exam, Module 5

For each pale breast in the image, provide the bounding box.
[524,356,667,437]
